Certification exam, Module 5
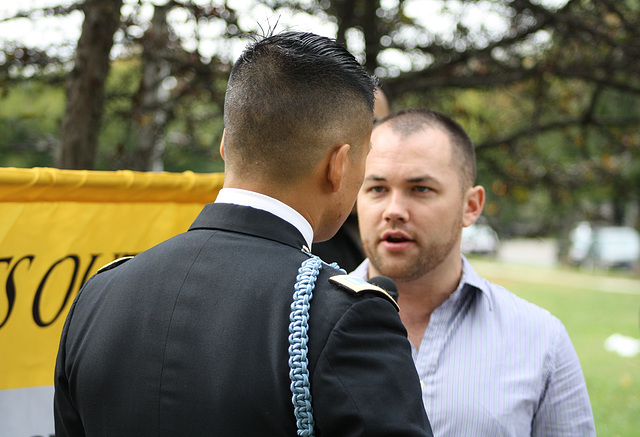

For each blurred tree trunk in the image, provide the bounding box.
[361,0,380,74]
[132,4,172,171]
[57,0,123,169]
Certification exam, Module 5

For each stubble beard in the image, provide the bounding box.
[365,216,463,283]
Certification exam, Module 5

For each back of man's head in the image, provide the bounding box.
[376,108,476,189]
[223,31,378,185]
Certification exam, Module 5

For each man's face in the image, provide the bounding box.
[357,123,466,282]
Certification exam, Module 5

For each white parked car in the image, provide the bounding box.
[461,221,499,256]
[569,223,640,269]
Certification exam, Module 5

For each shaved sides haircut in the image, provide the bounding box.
[376,108,477,189]
[223,31,378,184]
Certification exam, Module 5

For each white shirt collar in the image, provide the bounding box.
[214,188,314,249]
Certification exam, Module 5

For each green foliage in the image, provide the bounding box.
[0,57,226,172]
[162,102,225,174]
[90,57,227,172]
[0,81,64,168]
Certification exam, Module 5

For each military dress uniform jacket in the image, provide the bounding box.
[54,203,433,436]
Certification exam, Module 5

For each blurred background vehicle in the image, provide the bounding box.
[568,221,594,265]
[569,222,640,269]
[461,219,500,256]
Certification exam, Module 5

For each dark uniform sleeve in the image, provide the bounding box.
[311,297,433,436]
[53,259,132,436]
[53,297,85,437]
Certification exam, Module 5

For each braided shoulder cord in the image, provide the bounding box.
[288,255,345,436]
[288,256,321,436]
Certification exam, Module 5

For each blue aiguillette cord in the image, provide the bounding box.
[288,253,344,436]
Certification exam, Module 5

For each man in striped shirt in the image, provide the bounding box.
[353,108,596,436]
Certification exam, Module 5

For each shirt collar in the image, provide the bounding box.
[350,255,494,311]
[453,255,494,311]
[215,188,314,250]
[351,258,369,278]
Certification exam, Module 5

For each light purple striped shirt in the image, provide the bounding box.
[351,256,596,436]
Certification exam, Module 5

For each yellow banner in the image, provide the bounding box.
[0,167,224,391]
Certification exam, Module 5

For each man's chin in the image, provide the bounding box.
[370,259,417,282]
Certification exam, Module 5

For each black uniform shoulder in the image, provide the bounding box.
[328,274,399,311]
[96,256,134,274]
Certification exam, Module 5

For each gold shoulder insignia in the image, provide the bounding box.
[97,256,134,274]
[329,275,399,311]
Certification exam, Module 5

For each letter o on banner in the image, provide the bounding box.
[32,255,80,328]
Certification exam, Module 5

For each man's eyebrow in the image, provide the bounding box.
[407,176,433,184]
[407,176,435,183]
[364,175,386,182]
[364,175,439,183]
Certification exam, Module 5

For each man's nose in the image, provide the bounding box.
[383,191,409,223]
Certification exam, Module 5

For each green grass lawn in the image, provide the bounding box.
[470,258,640,436]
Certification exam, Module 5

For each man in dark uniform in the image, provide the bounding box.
[54,32,433,436]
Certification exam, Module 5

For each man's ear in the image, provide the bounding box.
[219,129,226,160]
[462,185,485,227]
[326,144,351,193]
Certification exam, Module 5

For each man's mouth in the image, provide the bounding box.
[380,231,413,251]
[385,234,410,243]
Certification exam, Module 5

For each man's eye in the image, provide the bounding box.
[369,186,385,193]
[415,186,431,193]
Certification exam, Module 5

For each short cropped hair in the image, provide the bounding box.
[223,31,378,183]
[375,108,476,188]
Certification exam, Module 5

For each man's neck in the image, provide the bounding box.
[379,255,462,350]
